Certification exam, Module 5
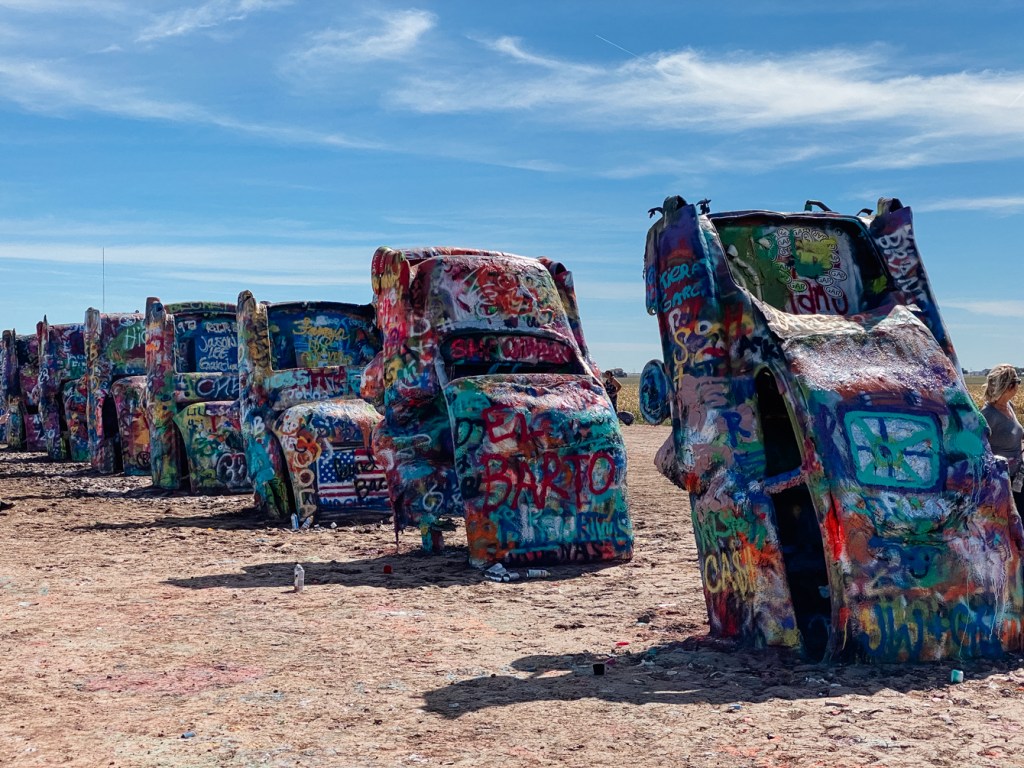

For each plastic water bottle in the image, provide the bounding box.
[293,563,305,593]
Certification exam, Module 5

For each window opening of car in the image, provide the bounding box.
[101,395,123,472]
[174,314,238,374]
[755,369,802,479]
[439,332,583,381]
[15,339,32,367]
[173,424,191,489]
[717,217,893,317]
[105,323,146,370]
[267,306,379,371]
[754,368,831,661]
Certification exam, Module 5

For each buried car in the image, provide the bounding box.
[363,246,633,567]
[641,195,1023,662]
[3,329,46,452]
[85,309,151,475]
[147,298,249,494]
[0,333,7,444]
[37,318,89,461]
[237,292,389,527]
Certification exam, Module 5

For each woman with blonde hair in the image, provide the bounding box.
[982,363,1024,512]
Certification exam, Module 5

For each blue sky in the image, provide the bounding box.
[1,0,1022,372]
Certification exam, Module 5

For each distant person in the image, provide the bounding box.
[982,364,1024,511]
[603,370,622,411]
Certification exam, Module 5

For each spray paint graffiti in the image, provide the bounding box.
[641,196,1023,662]
[146,298,249,494]
[85,309,151,475]
[0,331,9,445]
[2,330,46,452]
[364,247,632,565]
[237,292,389,526]
[36,318,89,461]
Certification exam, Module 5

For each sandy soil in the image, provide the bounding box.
[2,426,1024,768]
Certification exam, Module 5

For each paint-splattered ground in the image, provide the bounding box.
[2,427,1024,768]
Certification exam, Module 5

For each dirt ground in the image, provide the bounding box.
[3,426,1024,768]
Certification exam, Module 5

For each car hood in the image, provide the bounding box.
[443,372,632,567]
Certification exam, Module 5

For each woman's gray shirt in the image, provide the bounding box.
[982,403,1024,472]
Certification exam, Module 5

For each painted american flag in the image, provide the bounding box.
[316,444,389,509]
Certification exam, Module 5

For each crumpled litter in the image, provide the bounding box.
[483,564,520,582]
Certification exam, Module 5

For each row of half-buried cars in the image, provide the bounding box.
[3,196,1023,665]
[1,247,633,572]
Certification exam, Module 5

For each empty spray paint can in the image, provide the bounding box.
[526,569,550,578]
[950,669,964,683]
[294,563,305,593]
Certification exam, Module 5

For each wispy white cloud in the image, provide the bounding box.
[598,143,833,179]
[0,241,372,274]
[388,41,1024,166]
[164,270,368,287]
[0,58,382,149]
[0,213,398,248]
[137,0,291,43]
[5,15,1024,176]
[0,0,127,13]
[285,9,435,77]
[0,58,207,119]
[915,196,1024,214]
[484,36,600,75]
[944,299,1024,318]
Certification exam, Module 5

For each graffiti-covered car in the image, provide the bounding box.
[238,292,389,527]
[0,331,8,444]
[363,246,633,567]
[37,318,89,461]
[147,298,249,494]
[3,330,47,452]
[1,330,16,446]
[85,309,151,475]
[641,195,1023,662]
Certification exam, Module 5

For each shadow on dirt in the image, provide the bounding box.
[421,642,1024,715]
[1,492,67,502]
[72,506,266,532]
[164,554,620,591]
[0,453,53,463]
[68,486,180,500]
[0,469,64,479]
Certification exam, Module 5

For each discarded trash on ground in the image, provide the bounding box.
[484,564,552,582]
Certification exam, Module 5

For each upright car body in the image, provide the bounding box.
[147,298,249,493]
[3,330,46,452]
[37,318,89,461]
[237,292,389,527]
[363,246,633,566]
[641,196,1023,662]
[85,309,151,475]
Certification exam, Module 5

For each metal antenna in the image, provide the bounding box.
[102,247,105,312]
